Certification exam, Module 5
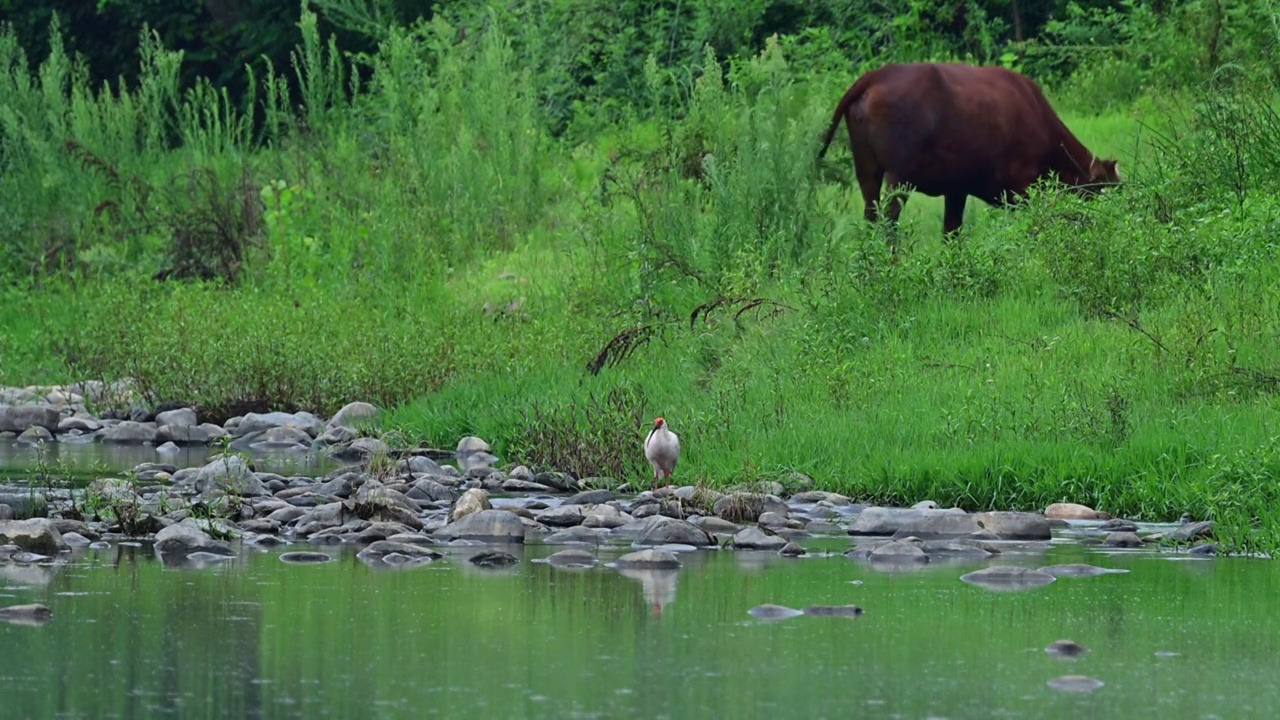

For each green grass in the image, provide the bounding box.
[4,14,1280,552]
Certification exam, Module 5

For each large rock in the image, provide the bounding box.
[100,421,158,444]
[233,411,325,438]
[435,509,525,543]
[632,516,715,547]
[352,482,424,530]
[328,401,380,429]
[0,405,61,433]
[354,540,441,566]
[153,519,233,564]
[0,519,67,554]
[195,456,268,496]
[848,507,971,536]
[1044,503,1110,521]
[535,505,587,528]
[407,478,457,504]
[615,548,681,569]
[973,511,1052,540]
[452,489,491,521]
[731,527,788,550]
[1169,521,1214,542]
[155,407,197,428]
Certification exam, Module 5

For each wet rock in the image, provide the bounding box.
[633,517,715,547]
[690,516,741,534]
[9,551,50,563]
[0,518,67,555]
[1169,521,1214,542]
[1044,502,1110,521]
[352,482,424,529]
[280,551,335,564]
[0,603,52,626]
[407,478,456,504]
[456,436,491,457]
[0,505,11,521]
[452,489,492,521]
[195,456,267,497]
[920,539,998,559]
[313,425,358,447]
[156,441,181,455]
[546,549,597,568]
[1099,518,1138,532]
[1037,563,1130,577]
[582,507,631,530]
[757,511,790,528]
[789,491,852,505]
[1102,531,1143,548]
[0,405,61,433]
[328,401,380,429]
[849,507,973,536]
[532,472,578,492]
[101,421,158,444]
[801,605,863,618]
[15,426,53,445]
[468,550,519,568]
[615,548,681,569]
[155,407,197,428]
[356,541,443,565]
[1188,543,1218,556]
[731,527,788,550]
[250,425,314,450]
[292,502,349,535]
[748,604,804,621]
[156,424,217,445]
[234,411,325,438]
[57,416,102,433]
[973,511,1051,540]
[778,541,806,557]
[435,509,525,543]
[713,493,788,523]
[1047,675,1104,693]
[564,489,617,506]
[1046,640,1090,658]
[503,479,551,493]
[61,532,91,548]
[542,526,605,544]
[959,566,1057,592]
[869,540,929,562]
[153,519,233,564]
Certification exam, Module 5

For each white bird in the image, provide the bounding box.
[643,416,680,491]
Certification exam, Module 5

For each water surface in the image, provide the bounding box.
[1,539,1275,719]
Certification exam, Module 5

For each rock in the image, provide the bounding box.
[401,456,445,475]
[1102,531,1143,548]
[0,493,47,520]
[0,603,53,626]
[250,425,314,449]
[869,540,929,562]
[101,421,158,444]
[1044,502,1110,521]
[689,516,741,534]
[1099,518,1138,532]
[633,517,715,547]
[353,482,423,527]
[848,507,972,536]
[195,456,268,497]
[156,424,217,445]
[972,511,1052,540]
[279,551,335,564]
[564,489,617,506]
[542,526,606,544]
[503,479,551,493]
[778,541,806,557]
[748,604,804,621]
[407,478,456,503]
[615,549,681,569]
[153,519,233,564]
[1046,640,1090,658]
[57,416,102,433]
[0,519,66,554]
[234,411,325,438]
[535,505,586,528]
[313,425,358,447]
[468,550,519,568]
[156,441,181,455]
[919,539,997,559]
[1038,563,1130,577]
[1169,521,1214,542]
[713,493,788,523]
[452,489,491,521]
[582,507,631,529]
[912,500,939,510]
[0,505,13,521]
[532,471,578,492]
[789,491,852,505]
[0,405,61,433]
[508,465,534,482]
[959,566,1057,591]
[329,436,391,461]
[15,426,53,445]
[546,549,597,567]
[9,551,50,563]
[328,401,380,429]
[456,436,491,457]
[731,527,788,550]
[155,407,197,428]
[355,541,442,565]
[801,605,864,618]
[435,509,525,543]
[1047,675,1104,693]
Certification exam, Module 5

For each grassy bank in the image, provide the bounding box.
[4,12,1280,551]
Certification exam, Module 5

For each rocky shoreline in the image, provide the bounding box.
[0,383,1221,571]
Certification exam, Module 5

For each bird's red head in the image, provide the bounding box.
[654,417,665,428]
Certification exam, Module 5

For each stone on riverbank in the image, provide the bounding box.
[1044,503,1110,521]
[435,509,526,543]
[153,519,233,564]
[0,518,67,555]
[0,405,61,434]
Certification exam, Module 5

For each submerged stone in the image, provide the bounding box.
[801,605,863,618]
[1037,563,1130,578]
[1046,675,1105,693]
[1046,640,1090,658]
[748,604,804,621]
[959,566,1056,592]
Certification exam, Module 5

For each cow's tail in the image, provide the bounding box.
[816,75,872,161]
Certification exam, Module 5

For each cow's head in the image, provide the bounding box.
[1085,157,1122,192]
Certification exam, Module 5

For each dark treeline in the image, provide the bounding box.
[1,0,1250,135]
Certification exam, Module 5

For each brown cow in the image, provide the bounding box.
[817,62,1121,246]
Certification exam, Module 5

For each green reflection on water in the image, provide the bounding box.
[0,543,1276,719]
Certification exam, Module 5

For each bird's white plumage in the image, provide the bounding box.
[643,418,680,485]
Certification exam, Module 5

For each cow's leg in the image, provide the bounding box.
[854,158,885,225]
[943,193,968,240]
[882,174,910,257]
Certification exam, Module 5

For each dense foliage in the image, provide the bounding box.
[5,1,1280,550]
